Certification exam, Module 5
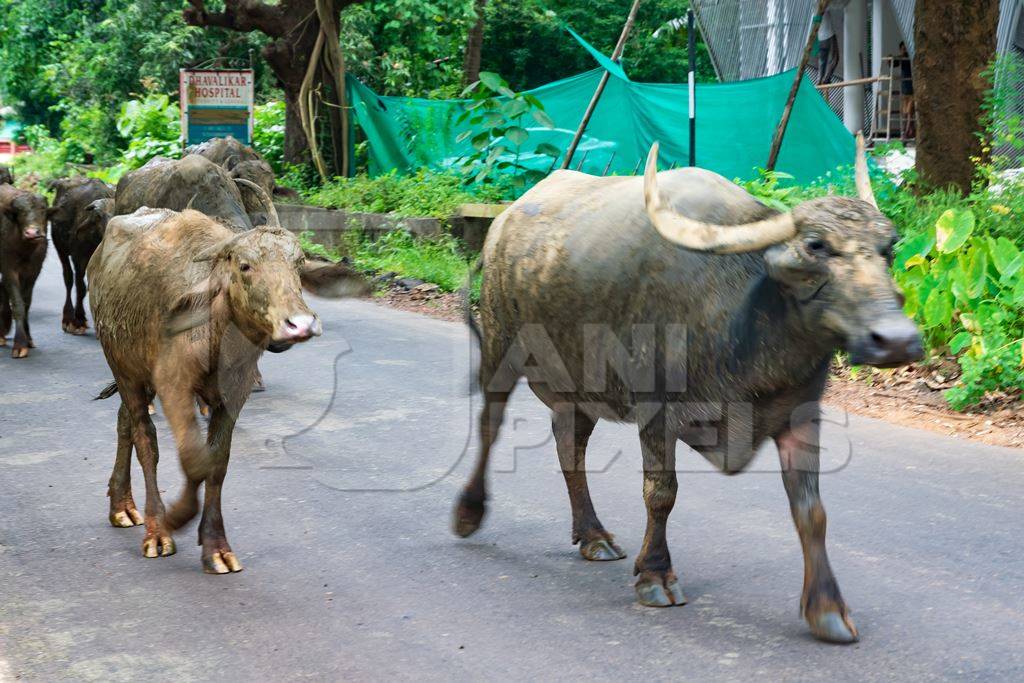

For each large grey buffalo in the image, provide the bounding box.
[185,136,282,219]
[453,134,922,643]
[115,154,270,230]
[89,208,366,573]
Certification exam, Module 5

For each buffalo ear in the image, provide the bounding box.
[763,243,827,294]
[164,274,226,336]
[298,259,371,299]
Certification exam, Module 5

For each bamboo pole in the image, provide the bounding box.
[815,75,888,91]
[560,0,643,170]
[766,0,830,171]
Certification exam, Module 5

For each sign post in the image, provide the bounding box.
[179,69,255,146]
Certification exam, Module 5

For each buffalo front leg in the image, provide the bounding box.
[198,405,242,574]
[3,272,29,357]
[124,388,175,557]
[72,254,90,333]
[108,402,143,527]
[633,415,686,607]
[553,407,625,561]
[775,418,858,644]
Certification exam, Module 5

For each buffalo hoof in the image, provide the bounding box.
[142,533,176,558]
[62,321,75,334]
[452,495,486,538]
[109,505,144,528]
[71,324,89,336]
[579,537,626,561]
[203,551,243,574]
[807,611,859,644]
[11,346,29,359]
[0,336,5,346]
[635,571,687,607]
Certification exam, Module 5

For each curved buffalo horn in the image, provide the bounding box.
[854,131,878,209]
[234,178,280,228]
[643,143,797,253]
[185,193,199,211]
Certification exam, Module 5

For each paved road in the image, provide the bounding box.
[2,255,1023,681]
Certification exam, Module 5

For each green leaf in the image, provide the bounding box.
[471,131,490,151]
[935,209,975,253]
[991,236,1022,276]
[505,126,529,146]
[501,99,529,119]
[535,142,561,158]
[531,109,555,128]
[949,331,973,354]
[895,231,935,270]
[483,111,505,128]
[966,246,989,299]
[460,81,481,97]
[455,130,473,143]
[923,288,953,328]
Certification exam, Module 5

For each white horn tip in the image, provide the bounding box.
[644,142,661,208]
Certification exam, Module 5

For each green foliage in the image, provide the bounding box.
[0,0,269,161]
[253,101,286,174]
[340,0,477,98]
[305,168,504,218]
[482,0,715,90]
[737,169,802,212]
[455,72,557,189]
[116,93,181,169]
[894,207,1024,408]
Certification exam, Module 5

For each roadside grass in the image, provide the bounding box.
[298,229,481,302]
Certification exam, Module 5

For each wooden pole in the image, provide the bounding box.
[766,0,830,171]
[687,9,696,166]
[560,0,643,170]
[815,75,888,91]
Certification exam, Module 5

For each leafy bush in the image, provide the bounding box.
[305,168,504,218]
[455,71,558,189]
[116,94,181,169]
[253,101,286,174]
[895,208,1024,408]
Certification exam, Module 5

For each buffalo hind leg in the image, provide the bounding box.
[453,388,511,537]
[775,418,857,643]
[108,403,143,527]
[198,405,243,574]
[553,407,625,561]
[124,386,175,557]
[634,415,686,607]
[58,250,76,333]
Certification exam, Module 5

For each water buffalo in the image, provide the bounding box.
[88,207,366,572]
[186,136,279,221]
[0,165,12,185]
[49,177,114,333]
[0,184,48,358]
[453,134,922,643]
[115,154,259,231]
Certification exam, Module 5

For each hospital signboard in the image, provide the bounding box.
[179,69,254,145]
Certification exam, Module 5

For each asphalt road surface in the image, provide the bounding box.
[2,256,1023,681]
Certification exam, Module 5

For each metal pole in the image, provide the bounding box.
[688,9,696,167]
[766,0,830,171]
[561,0,643,170]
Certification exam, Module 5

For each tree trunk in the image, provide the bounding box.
[184,0,362,170]
[463,0,487,85]
[913,0,999,194]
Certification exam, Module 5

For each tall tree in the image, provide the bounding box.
[183,0,363,168]
[463,0,488,85]
[913,0,999,194]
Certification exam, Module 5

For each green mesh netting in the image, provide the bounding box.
[346,30,854,185]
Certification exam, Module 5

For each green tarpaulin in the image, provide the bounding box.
[347,31,854,184]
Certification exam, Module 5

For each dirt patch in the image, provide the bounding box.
[824,363,1024,449]
[373,285,1024,449]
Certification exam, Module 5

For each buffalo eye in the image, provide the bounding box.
[803,237,830,257]
[239,263,252,273]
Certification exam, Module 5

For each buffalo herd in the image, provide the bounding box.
[0,134,921,643]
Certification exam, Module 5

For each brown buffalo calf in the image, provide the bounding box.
[0,184,48,358]
[88,207,366,573]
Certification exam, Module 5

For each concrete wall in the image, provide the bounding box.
[275,203,495,252]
